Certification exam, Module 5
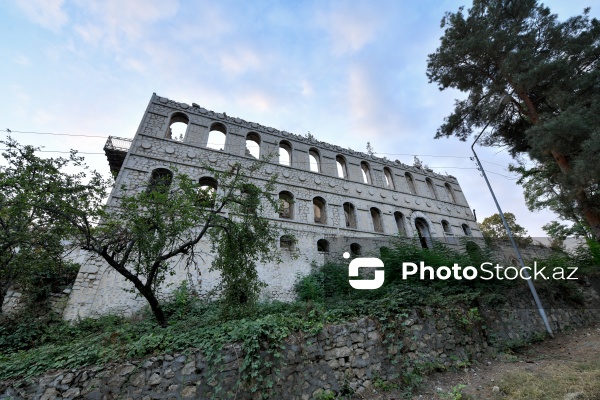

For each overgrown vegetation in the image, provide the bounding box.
[0,138,285,327]
[1,239,595,398]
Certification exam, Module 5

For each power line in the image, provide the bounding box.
[3,129,108,139]
[2,128,517,178]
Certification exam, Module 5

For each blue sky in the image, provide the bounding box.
[1,0,597,237]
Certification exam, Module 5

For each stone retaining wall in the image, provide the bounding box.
[2,283,599,400]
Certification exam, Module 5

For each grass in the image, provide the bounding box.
[499,360,600,399]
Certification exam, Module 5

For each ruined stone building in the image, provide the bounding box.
[62,93,482,320]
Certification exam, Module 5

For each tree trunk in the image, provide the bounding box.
[551,150,600,242]
[0,285,7,314]
[97,249,169,327]
[139,286,168,327]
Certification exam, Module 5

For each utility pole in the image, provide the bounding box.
[471,96,554,337]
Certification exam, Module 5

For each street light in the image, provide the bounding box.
[471,96,554,337]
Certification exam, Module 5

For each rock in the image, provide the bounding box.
[492,386,500,392]
[61,373,75,385]
[130,372,145,387]
[118,363,136,376]
[41,387,58,400]
[63,387,81,398]
[181,386,197,398]
[564,393,585,400]
[148,373,161,386]
[182,361,196,375]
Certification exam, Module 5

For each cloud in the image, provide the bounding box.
[14,53,31,66]
[14,0,68,31]
[72,0,179,48]
[219,46,263,76]
[317,2,385,56]
[301,80,314,97]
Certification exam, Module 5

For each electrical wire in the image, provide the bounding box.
[2,128,518,179]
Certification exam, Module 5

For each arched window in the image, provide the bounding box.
[415,217,431,249]
[383,168,395,189]
[245,132,260,159]
[207,122,227,151]
[350,243,362,256]
[370,207,383,232]
[441,220,456,244]
[279,141,292,166]
[278,191,294,219]
[405,173,416,194]
[166,112,189,141]
[445,183,456,203]
[394,211,406,235]
[280,235,294,250]
[426,178,437,199]
[309,148,321,173]
[197,177,218,207]
[147,168,173,195]
[336,155,348,179]
[361,162,372,184]
[462,223,472,236]
[313,197,327,224]
[240,183,259,214]
[343,202,357,229]
[317,239,329,253]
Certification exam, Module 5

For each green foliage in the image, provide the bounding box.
[313,389,336,400]
[208,178,282,318]
[372,376,398,392]
[427,0,600,241]
[480,212,532,246]
[61,157,286,327]
[294,240,509,308]
[0,137,100,309]
[438,384,467,400]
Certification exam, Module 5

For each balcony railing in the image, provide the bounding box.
[104,136,133,178]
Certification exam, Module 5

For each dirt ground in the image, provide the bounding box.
[359,323,600,400]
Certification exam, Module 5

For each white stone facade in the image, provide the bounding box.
[63,94,481,320]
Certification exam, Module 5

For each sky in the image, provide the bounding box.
[1,0,598,237]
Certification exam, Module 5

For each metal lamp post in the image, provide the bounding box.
[471,97,554,337]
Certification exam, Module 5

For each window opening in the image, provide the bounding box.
[415,217,431,249]
[336,155,347,179]
[384,168,395,189]
[442,220,456,244]
[371,207,383,232]
[279,141,292,166]
[343,202,357,229]
[278,191,294,219]
[426,178,437,199]
[313,197,326,224]
[166,112,189,141]
[350,243,361,256]
[245,132,260,158]
[197,177,218,207]
[309,149,321,173]
[317,239,329,252]
[147,168,173,195]
[361,162,372,184]
[207,123,227,151]
[445,183,457,203]
[394,211,406,235]
[405,173,416,194]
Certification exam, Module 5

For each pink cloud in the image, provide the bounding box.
[14,0,68,31]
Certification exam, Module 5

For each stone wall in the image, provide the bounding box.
[63,93,483,320]
[3,283,598,400]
